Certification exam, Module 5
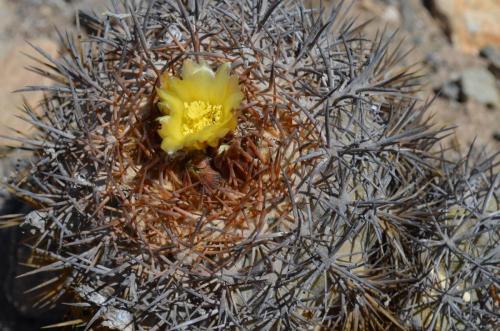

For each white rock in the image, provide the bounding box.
[461,67,499,107]
[24,210,48,233]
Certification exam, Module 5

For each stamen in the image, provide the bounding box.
[182,101,223,135]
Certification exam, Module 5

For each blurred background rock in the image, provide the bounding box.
[307,0,500,153]
[0,0,498,329]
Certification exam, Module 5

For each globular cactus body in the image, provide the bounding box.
[3,0,498,330]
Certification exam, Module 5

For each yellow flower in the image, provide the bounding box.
[156,60,243,153]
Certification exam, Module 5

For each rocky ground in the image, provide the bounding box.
[348,0,500,154]
[0,0,499,329]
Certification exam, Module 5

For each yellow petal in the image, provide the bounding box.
[166,78,193,101]
[223,92,244,115]
[182,60,215,80]
[157,115,170,124]
[156,87,184,114]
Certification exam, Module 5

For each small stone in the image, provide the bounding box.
[460,67,499,107]
[424,52,444,72]
[382,6,400,25]
[23,210,48,233]
[480,45,500,67]
[436,80,461,101]
[480,45,500,77]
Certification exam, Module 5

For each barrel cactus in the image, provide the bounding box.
[3,0,498,330]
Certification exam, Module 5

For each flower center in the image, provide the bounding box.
[182,101,223,135]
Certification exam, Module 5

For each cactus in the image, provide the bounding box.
[3,0,498,329]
